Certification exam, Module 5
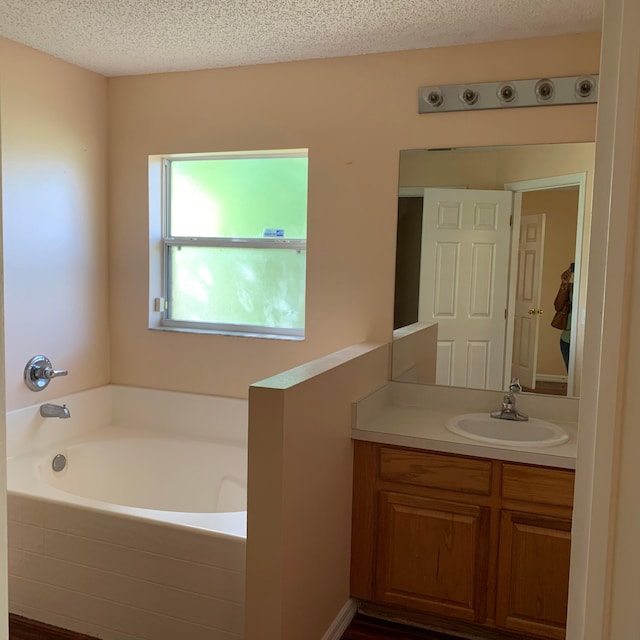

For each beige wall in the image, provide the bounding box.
[107,33,600,399]
[0,78,8,635]
[0,37,110,411]
[246,343,389,640]
[522,189,579,378]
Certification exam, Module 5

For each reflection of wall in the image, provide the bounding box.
[400,150,501,189]
[399,144,594,222]
[521,189,579,379]
[0,37,109,411]
[392,323,438,383]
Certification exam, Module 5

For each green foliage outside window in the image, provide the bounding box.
[165,154,308,334]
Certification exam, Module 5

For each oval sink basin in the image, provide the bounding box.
[445,413,569,448]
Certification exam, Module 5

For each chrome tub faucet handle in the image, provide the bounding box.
[24,355,68,391]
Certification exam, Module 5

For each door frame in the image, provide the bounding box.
[504,173,587,396]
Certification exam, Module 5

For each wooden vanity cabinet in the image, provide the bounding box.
[351,442,575,640]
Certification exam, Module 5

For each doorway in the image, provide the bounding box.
[505,173,587,397]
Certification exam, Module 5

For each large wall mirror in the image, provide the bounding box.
[393,142,595,398]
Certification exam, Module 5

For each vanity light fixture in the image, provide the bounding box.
[418,74,598,113]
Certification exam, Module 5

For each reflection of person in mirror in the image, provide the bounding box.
[554,264,574,372]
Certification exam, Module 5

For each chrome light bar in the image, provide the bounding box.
[418,75,598,114]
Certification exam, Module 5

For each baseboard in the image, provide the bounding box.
[536,374,568,383]
[321,598,358,640]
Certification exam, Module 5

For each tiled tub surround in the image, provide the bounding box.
[7,386,248,640]
[353,382,578,469]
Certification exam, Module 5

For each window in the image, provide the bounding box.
[150,150,308,338]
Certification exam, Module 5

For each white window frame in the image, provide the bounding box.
[148,150,308,339]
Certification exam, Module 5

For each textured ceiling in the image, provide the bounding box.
[0,0,603,77]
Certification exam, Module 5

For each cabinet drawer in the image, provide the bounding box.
[379,447,492,495]
[502,464,575,507]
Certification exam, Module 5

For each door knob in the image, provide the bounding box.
[528,308,544,315]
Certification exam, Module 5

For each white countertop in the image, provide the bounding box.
[352,383,578,470]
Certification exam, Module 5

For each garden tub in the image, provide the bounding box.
[7,386,247,640]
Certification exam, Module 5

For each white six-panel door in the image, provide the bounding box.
[418,188,513,389]
[511,213,546,389]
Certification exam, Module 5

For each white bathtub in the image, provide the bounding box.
[7,386,248,640]
[9,425,247,538]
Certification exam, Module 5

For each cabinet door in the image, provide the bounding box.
[375,491,490,622]
[496,510,572,640]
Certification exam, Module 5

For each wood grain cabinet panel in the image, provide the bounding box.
[502,464,575,508]
[375,491,490,622]
[350,442,575,639]
[379,447,492,495]
[496,510,572,640]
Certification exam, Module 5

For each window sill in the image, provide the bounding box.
[148,325,305,341]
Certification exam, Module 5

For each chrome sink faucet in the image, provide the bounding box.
[490,378,529,421]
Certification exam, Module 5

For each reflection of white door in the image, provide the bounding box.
[418,188,513,389]
[512,214,546,389]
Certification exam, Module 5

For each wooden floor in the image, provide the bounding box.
[9,615,97,640]
[8,612,472,640]
[341,614,465,640]
[9,613,469,640]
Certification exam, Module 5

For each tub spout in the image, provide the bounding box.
[40,403,70,419]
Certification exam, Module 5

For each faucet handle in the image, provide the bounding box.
[509,377,522,393]
[38,366,68,380]
[24,355,68,391]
